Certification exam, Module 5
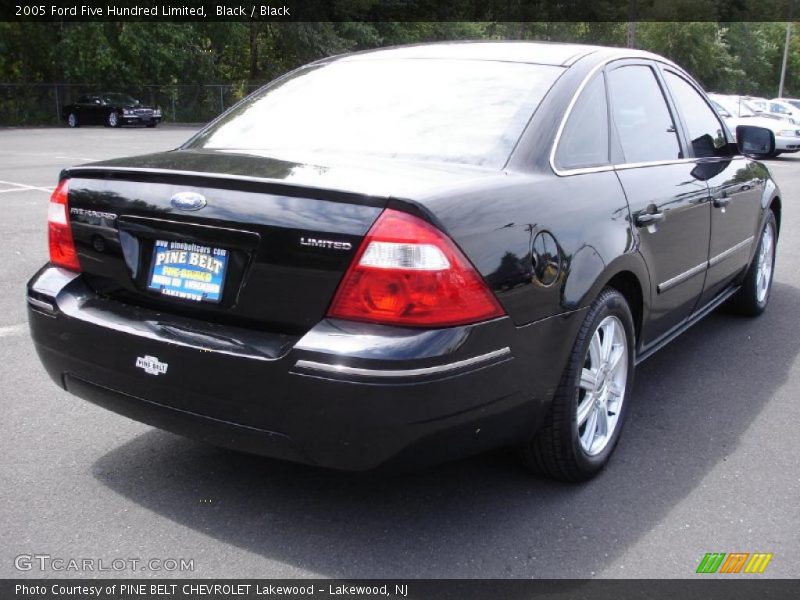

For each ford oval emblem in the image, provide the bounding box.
[170,191,207,211]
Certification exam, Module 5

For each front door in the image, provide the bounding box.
[659,69,765,306]
[606,62,712,346]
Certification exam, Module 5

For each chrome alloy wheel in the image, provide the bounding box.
[577,315,628,456]
[108,112,118,127]
[756,222,775,304]
[67,113,77,127]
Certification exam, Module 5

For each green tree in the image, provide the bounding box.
[635,22,743,91]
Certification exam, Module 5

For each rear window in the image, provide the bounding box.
[555,73,609,170]
[187,58,564,168]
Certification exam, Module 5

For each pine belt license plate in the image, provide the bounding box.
[147,239,229,303]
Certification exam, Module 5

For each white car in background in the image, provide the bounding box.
[710,94,789,121]
[767,98,800,123]
[744,96,770,113]
[776,97,800,111]
[708,93,800,157]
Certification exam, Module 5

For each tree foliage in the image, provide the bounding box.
[2,20,800,123]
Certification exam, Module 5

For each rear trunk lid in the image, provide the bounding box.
[63,149,494,334]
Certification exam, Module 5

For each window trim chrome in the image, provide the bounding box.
[550,61,609,176]
[550,58,741,177]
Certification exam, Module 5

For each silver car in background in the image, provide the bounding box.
[709,93,800,157]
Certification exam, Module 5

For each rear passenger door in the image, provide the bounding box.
[607,61,712,346]
[85,96,103,124]
[660,68,764,307]
[73,96,92,123]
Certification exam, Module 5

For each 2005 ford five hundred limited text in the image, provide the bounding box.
[27,42,781,481]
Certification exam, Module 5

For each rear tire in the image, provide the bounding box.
[520,288,635,482]
[726,211,777,316]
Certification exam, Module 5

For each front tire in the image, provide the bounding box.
[67,113,78,128]
[520,288,635,482]
[727,211,777,316]
[107,111,120,128]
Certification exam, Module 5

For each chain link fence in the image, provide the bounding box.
[0,83,264,126]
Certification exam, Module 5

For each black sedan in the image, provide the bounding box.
[62,93,162,128]
[29,43,780,481]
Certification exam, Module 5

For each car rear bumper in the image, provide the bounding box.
[27,266,583,470]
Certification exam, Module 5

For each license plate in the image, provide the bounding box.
[147,239,229,303]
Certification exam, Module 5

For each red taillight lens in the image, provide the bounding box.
[328,209,505,327]
[48,179,80,272]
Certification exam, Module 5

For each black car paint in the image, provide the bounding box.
[28,43,781,470]
[62,94,162,127]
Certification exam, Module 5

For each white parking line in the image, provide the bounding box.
[0,187,50,194]
[0,179,53,193]
[0,323,27,338]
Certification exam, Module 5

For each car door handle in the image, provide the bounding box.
[635,211,665,226]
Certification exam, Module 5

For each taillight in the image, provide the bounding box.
[327,209,504,327]
[48,179,80,271]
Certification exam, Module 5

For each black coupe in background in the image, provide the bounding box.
[30,43,780,481]
[62,93,162,128]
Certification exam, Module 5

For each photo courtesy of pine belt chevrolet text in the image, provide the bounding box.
[27,42,781,482]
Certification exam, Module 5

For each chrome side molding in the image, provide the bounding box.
[658,236,754,293]
[294,347,511,379]
[708,236,754,267]
[657,262,707,293]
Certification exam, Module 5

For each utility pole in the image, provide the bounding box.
[779,1,794,98]
[627,0,637,48]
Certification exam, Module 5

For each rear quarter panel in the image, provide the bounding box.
[417,169,643,327]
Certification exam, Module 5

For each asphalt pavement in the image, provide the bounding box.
[0,126,798,579]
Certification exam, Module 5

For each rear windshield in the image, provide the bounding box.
[187,58,564,168]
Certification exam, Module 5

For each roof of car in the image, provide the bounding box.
[334,41,668,68]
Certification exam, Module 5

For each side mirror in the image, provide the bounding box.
[736,125,775,156]
[691,159,731,181]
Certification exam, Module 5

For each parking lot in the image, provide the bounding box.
[1,126,799,579]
